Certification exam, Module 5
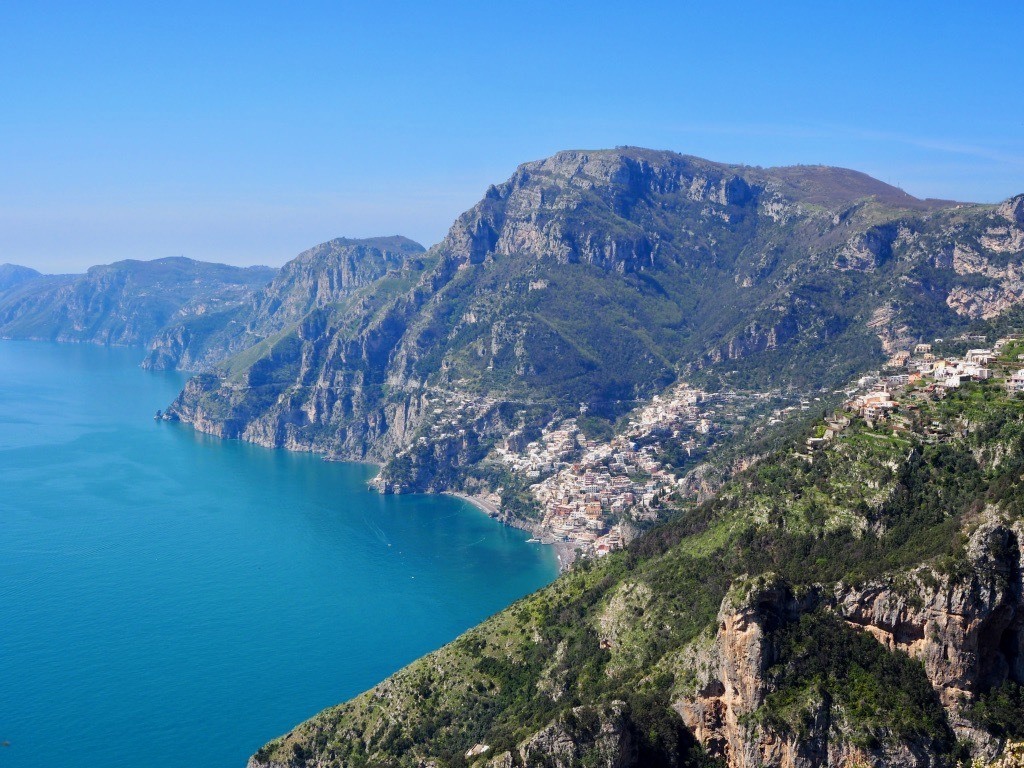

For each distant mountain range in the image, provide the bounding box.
[0,256,276,346]
[5,149,1024,490]
[5,147,1024,495]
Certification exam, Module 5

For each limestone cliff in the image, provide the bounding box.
[680,519,1023,768]
[165,148,1022,497]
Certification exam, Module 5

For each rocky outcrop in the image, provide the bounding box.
[502,702,635,768]
[838,522,1023,716]
[998,196,1024,228]
[679,520,1023,768]
[678,577,836,768]
[927,201,1024,320]
[946,286,1024,321]
[834,222,900,271]
[242,236,424,337]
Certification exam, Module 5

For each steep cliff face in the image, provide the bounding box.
[838,522,1023,716]
[162,256,434,460]
[0,257,275,346]
[681,519,1023,768]
[142,236,425,371]
[165,148,1022,494]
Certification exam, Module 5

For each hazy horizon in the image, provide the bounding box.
[3,2,1022,273]
[0,156,1005,276]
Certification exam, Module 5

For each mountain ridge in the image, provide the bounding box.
[141,236,425,371]
[2,147,1023,768]
[0,256,277,347]
[161,148,1021,501]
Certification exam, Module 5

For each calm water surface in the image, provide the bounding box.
[0,341,558,768]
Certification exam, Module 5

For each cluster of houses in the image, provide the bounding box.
[495,416,679,555]
[884,342,996,390]
[532,457,671,546]
[494,386,768,556]
[796,336,1024,457]
[417,388,501,446]
[497,420,586,479]
[837,335,1024,430]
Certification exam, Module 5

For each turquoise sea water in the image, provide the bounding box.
[0,341,558,768]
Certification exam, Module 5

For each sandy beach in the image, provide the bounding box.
[447,491,501,516]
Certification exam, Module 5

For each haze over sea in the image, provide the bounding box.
[0,340,558,768]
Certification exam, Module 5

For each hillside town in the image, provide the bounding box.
[482,333,1024,561]
[493,385,791,558]
[798,334,1024,458]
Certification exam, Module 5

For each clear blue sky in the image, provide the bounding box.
[2,1,1022,272]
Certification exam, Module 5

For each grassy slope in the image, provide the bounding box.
[254,381,1024,767]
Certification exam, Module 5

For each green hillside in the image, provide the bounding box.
[249,378,1024,768]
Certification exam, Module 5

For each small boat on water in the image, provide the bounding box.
[526,538,540,543]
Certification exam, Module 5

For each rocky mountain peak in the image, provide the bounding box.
[0,263,42,292]
[437,148,759,274]
[257,235,424,318]
[288,235,424,266]
[434,147,969,281]
[999,195,1024,226]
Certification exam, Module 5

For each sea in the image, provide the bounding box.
[0,340,558,768]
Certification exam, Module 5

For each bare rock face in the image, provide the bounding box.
[834,223,899,271]
[514,702,635,768]
[246,237,424,335]
[998,196,1024,227]
[677,576,832,768]
[838,521,1023,715]
[678,521,1024,768]
[934,201,1024,320]
[438,149,759,276]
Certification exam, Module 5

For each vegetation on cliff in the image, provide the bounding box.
[248,380,1024,768]
[165,150,1024,501]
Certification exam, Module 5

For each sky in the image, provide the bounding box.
[1,1,1022,273]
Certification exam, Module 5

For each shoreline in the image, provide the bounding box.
[446,491,501,516]
[444,491,577,573]
[164,397,580,576]
[162,417,572,577]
